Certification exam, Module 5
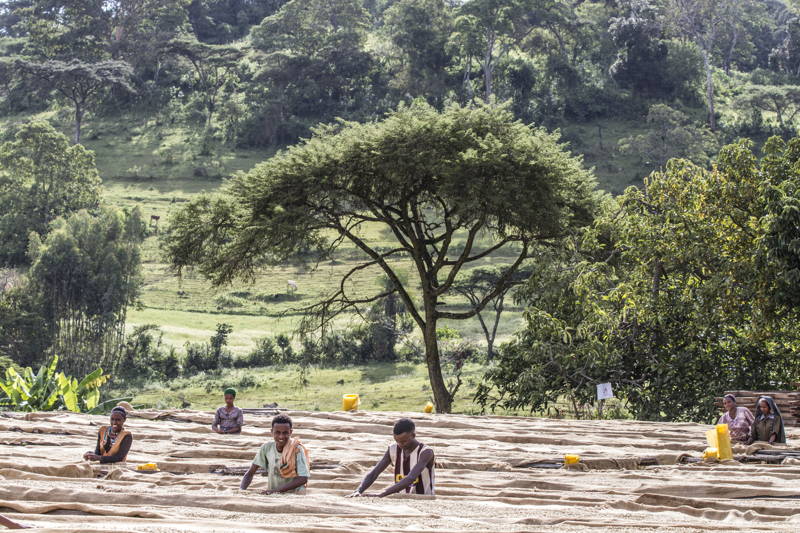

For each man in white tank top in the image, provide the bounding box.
[346,418,435,497]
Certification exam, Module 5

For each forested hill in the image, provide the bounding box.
[2,0,800,192]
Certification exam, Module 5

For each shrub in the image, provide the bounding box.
[0,355,111,412]
[119,325,181,381]
[184,323,234,374]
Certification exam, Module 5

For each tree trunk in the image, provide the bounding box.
[724,28,739,75]
[702,49,716,131]
[74,103,84,144]
[483,32,495,102]
[423,298,451,413]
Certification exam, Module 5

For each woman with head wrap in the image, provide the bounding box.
[83,406,133,463]
[212,387,244,434]
[717,394,754,443]
[748,396,786,445]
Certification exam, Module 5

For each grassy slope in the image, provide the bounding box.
[113,362,497,413]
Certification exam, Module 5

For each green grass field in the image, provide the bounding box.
[111,362,489,412]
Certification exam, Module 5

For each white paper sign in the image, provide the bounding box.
[596,382,614,401]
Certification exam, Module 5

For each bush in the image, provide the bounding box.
[0,355,110,413]
[119,325,181,381]
[240,336,279,367]
[184,323,234,374]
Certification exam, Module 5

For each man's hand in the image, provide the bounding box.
[345,490,362,498]
[360,492,383,498]
[84,452,100,461]
[261,490,276,495]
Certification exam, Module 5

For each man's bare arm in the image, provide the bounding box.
[376,448,433,498]
[240,463,260,490]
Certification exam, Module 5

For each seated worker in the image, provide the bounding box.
[240,414,309,494]
[83,406,132,464]
[0,514,29,529]
[212,388,244,435]
[718,394,754,443]
[749,396,786,445]
[347,418,435,497]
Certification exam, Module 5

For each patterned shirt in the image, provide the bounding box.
[213,406,244,433]
[718,406,754,443]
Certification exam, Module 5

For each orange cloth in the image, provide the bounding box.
[98,426,131,461]
[279,438,310,478]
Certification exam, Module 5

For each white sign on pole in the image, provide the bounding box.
[596,382,614,401]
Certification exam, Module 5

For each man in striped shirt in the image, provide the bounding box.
[347,418,435,497]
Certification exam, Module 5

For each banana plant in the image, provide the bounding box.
[0,356,110,412]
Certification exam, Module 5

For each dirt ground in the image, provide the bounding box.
[1,408,800,532]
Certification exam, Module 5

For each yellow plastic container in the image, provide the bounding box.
[136,462,159,472]
[564,454,580,465]
[716,424,733,461]
[706,428,719,450]
[342,394,360,411]
[702,447,719,460]
[423,402,434,414]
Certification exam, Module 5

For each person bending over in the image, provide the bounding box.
[212,387,244,434]
[347,418,435,498]
[240,414,309,494]
[748,396,786,445]
[83,406,132,464]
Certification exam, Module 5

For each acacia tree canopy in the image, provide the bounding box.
[163,102,599,412]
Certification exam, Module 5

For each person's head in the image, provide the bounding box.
[758,397,772,416]
[224,387,236,406]
[110,406,127,432]
[393,418,416,450]
[271,414,293,447]
[723,394,736,412]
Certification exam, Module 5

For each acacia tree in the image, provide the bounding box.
[165,38,243,130]
[453,265,529,360]
[736,84,800,133]
[163,102,598,412]
[15,59,134,143]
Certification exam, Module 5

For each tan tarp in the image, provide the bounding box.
[1,409,800,531]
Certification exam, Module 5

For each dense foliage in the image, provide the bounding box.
[0,355,111,412]
[479,138,800,422]
[4,0,800,160]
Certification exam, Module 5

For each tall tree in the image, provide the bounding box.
[28,207,145,375]
[451,0,537,101]
[664,0,744,130]
[0,121,101,266]
[736,84,800,133]
[17,0,111,61]
[163,102,598,412]
[383,0,454,103]
[15,59,134,143]
[248,0,376,145]
[165,38,242,130]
